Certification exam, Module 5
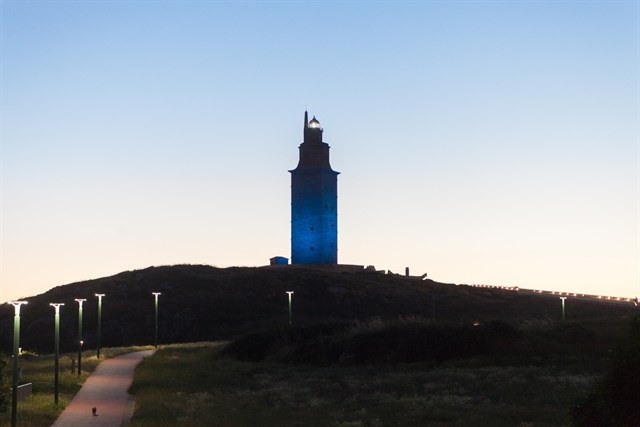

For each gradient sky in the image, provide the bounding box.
[1,1,638,303]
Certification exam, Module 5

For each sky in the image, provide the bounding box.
[1,1,638,303]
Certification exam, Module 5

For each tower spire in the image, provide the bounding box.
[304,110,309,129]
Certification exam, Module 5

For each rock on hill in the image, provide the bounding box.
[0,264,634,353]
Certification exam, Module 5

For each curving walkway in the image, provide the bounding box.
[52,350,155,427]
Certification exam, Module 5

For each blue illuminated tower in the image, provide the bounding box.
[290,112,339,264]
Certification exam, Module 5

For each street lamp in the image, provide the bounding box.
[95,294,105,358]
[286,291,294,325]
[75,299,86,375]
[152,293,161,348]
[9,301,27,427]
[49,303,64,405]
[560,297,567,321]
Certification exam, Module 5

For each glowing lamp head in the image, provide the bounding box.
[8,301,28,315]
[50,303,64,313]
[308,117,321,129]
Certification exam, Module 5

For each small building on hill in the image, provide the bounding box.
[270,256,289,266]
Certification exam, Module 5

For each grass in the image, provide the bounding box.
[2,317,625,425]
[0,345,153,427]
[129,341,603,426]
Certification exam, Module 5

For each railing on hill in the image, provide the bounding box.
[465,284,637,304]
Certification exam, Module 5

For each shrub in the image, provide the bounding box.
[223,318,526,365]
[337,319,522,364]
[0,354,9,413]
[222,323,349,364]
[571,318,640,426]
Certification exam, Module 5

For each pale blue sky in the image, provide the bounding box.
[1,1,638,302]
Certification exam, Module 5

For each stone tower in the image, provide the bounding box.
[289,112,339,264]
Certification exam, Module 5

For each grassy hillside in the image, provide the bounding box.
[0,264,635,355]
[127,318,639,426]
[128,328,638,427]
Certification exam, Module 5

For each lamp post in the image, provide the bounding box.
[49,303,64,405]
[152,292,161,348]
[560,297,567,321]
[9,301,27,427]
[286,291,294,325]
[95,294,105,358]
[75,299,86,375]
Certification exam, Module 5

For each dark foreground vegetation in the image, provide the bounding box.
[223,317,604,366]
[128,317,640,426]
[0,355,7,415]
[571,317,640,427]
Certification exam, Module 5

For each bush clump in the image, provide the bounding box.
[223,317,526,365]
[571,318,640,426]
[0,354,9,413]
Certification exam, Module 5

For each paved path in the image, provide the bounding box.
[52,350,155,427]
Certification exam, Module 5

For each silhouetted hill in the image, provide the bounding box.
[0,265,635,354]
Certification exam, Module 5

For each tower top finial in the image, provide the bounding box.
[304,111,309,129]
